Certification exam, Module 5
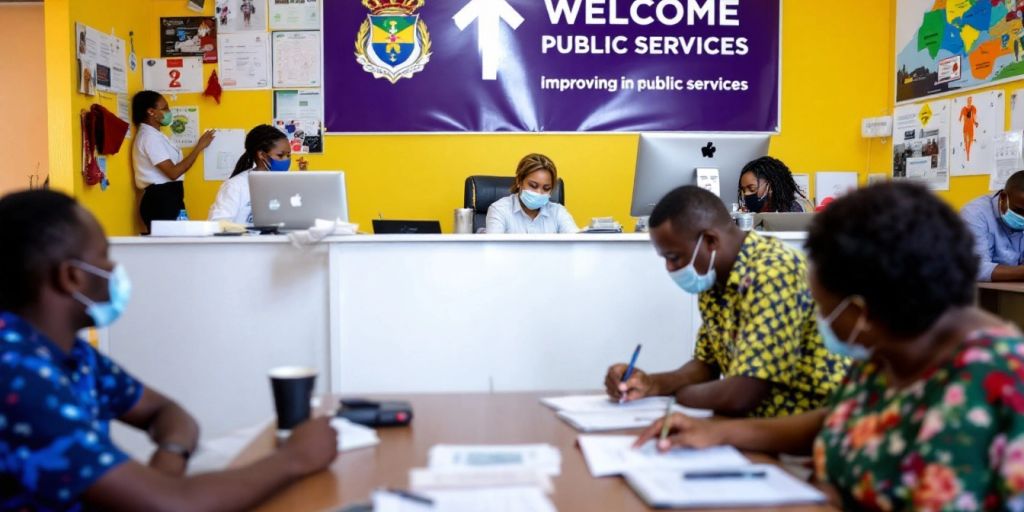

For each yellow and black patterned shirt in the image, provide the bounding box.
[695,231,849,418]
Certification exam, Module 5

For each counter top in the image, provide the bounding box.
[109,231,809,245]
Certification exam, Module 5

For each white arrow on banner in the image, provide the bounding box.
[453,0,525,80]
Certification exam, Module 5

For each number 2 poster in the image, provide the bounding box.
[142,57,204,93]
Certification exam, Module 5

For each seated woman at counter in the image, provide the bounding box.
[636,182,1024,509]
[208,125,291,225]
[485,153,578,234]
[737,156,812,213]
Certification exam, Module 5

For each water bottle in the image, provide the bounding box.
[176,209,189,221]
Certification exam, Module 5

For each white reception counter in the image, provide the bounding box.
[106,232,807,437]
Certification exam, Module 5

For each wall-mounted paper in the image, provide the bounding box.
[792,174,811,204]
[272,31,321,88]
[815,172,858,208]
[142,57,204,94]
[951,91,1003,177]
[892,100,950,191]
[218,32,270,90]
[169,106,200,148]
[696,168,720,197]
[216,0,267,33]
[270,0,320,30]
[991,132,1024,191]
[204,129,246,181]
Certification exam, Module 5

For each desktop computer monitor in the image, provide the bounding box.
[250,171,348,230]
[630,133,771,217]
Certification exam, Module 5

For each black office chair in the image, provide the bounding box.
[464,176,566,233]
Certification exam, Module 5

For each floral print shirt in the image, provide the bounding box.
[814,326,1024,511]
[0,312,143,511]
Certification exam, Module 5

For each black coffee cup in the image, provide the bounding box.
[269,366,317,432]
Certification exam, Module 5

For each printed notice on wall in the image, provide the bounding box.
[272,31,321,88]
[204,128,246,181]
[143,57,204,94]
[270,0,319,30]
[892,100,950,191]
[991,132,1024,191]
[218,32,271,90]
[169,106,200,148]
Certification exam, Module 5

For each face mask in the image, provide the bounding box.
[520,189,550,210]
[1004,206,1024,231]
[160,111,173,127]
[71,261,132,328]
[668,233,717,294]
[817,297,871,361]
[267,157,291,172]
[743,192,767,213]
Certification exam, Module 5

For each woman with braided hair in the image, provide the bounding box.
[737,156,812,213]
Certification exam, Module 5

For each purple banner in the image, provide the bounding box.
[324,0,780,133]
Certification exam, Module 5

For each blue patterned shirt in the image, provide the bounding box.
[0,312,142,511]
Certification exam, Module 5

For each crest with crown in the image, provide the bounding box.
[362,0,424,15]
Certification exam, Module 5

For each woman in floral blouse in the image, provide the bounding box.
[636,182,1024,510]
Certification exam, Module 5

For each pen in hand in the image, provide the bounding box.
[618,343,642,404]
[657,400,673,448]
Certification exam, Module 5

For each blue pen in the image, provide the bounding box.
[619,344,642,403]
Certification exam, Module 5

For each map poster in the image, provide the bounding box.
[897,0,1024,103]
[950,91,1004,176]
[892,99,951,191]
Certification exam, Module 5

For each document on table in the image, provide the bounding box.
[541,394,708,415]
[373,487,556,512]
[330,417,379,452]
[577,435,750,478]
[542,394,711,432]
[428,444,561,476]
[624,464,826,508]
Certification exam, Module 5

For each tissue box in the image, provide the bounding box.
[150,220,222,237]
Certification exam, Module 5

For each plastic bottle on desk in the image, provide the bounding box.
[177,209,189,221]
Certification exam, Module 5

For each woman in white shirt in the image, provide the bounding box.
[131,90,214,232]
[485,153,578,234]
[208,125,291,225]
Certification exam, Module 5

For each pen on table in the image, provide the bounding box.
[386,488,434,506]
[682,469,768,480]
[657,399,673,444]
[618,343,642,404]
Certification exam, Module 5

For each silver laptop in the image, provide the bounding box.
[249,172,348,230]
[753,212,816,232]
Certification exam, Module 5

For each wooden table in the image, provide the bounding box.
[978,282,1024,328]
[234,393,834,512]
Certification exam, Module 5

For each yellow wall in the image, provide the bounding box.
[48,0,902,235]
[0,4,48,195]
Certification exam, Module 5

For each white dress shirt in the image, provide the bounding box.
[485,194,578,234]
[132,124,183,189]
[208,170,252,225]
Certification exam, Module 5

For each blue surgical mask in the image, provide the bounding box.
[1004,208,1024,231]
[668,234,717,294]
[817,297,871,361]
[71,261,132,328]
[268,157,291,172]
[520,189,550,210]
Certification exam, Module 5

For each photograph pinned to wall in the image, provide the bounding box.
[161,17,218,63]
[272,31,321,88]
[814,172,858,211]
[270,0,319,30]
[218,32,271,90]
[143,57,205,93]
[950,91,1004,176]
[273,119,323,154]
[892,99,950,191]
[991,132,1024,191]
[204,128,246,181]
[169,106,201,148]
[216,0,267,33]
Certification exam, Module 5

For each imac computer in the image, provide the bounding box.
[250,171,348,230]
[630,133,771,217]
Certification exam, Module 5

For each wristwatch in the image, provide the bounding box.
[157,442,192,461]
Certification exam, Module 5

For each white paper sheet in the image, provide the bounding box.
[428,444,561,476]
[951,91,1004,176]
[110,37,128,93]
[409,467,552,492]
[991,132,1024,191]
[169,106,200,148]
[142,57,204,94]
[892,99,951,191]
[815,172,858,206]
[624,464,826,508]
[541,394,674,413]
[557,406,710,433]
[374,487,556,512]
[218,32,271,90]
[330,417,380,451]
[270,0,320,30]
[274,89,323,119]
[272,31,322,88]
[792,173,811,203]
[203,128,245,181]
[1013,90,1024,132]
[577,435,750,478]
[216,0,267,33]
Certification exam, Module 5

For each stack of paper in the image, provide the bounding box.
[427,444,561,476]
[373,487,556,512]
[541,394,711,432]
[577,435,750,478]
[330,417,380,452]
[624,464,826,508]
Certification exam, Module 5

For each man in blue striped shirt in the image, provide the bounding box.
[961,171,1024,282]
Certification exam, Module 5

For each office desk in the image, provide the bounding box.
[234,393,833,512]
[978,282,1024,328]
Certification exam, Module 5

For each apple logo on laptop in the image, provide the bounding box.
[268,199,281,211]
[290,194,303,208]
[701,142,716,158]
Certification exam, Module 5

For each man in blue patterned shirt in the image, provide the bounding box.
[0,190,338,511]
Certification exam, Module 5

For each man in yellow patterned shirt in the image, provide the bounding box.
[605,186,849,417]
